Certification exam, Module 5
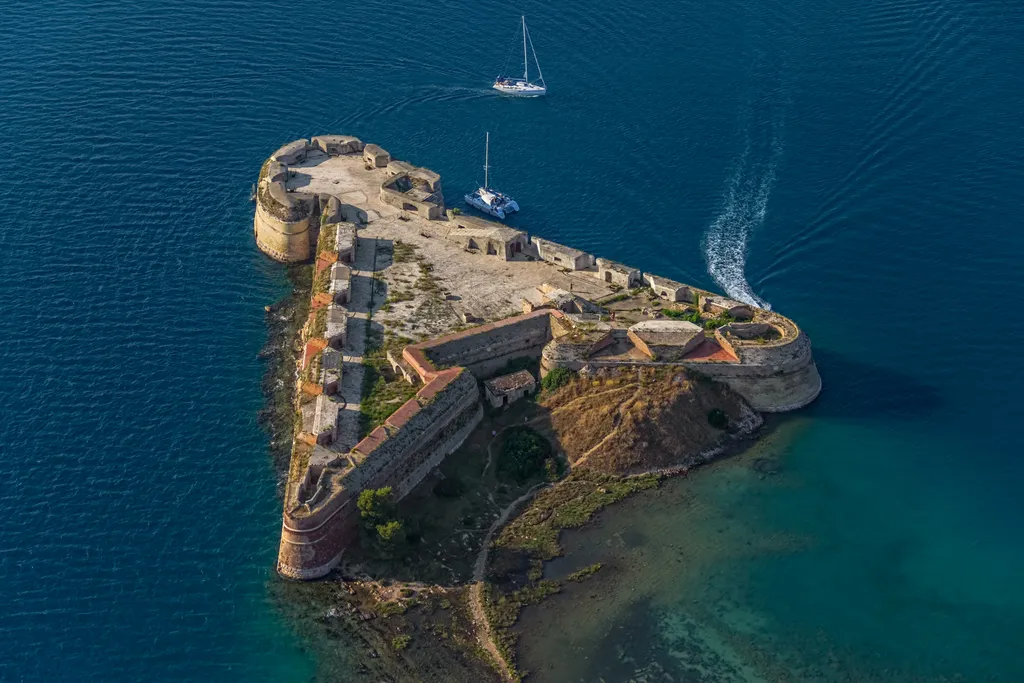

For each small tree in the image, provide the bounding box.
[357,487,395,528]
[358,487,405,555]
[500,427,553,483]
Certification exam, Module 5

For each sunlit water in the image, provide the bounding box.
[1,0,1022,680]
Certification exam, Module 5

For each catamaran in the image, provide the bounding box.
[493,16,546,97]
[464,132,520,219]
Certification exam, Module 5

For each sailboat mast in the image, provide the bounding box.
[484,132,490,189]
[522,16,528,81]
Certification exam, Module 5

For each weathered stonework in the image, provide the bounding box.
[597,258,642,288]
[533,237,594,270]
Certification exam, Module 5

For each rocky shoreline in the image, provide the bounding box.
[258,265,311,485]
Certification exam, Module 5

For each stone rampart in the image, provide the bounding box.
[278,368,481,579]
[692,318,821,411]
[404,310,556,380]
[255,136,370,263]
[254,200,313,262]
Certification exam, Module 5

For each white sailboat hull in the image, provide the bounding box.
[493,81,546,97]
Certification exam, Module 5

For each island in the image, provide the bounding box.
[255,136,821,681]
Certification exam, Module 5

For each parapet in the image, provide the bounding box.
[272,139,309,165]
[311,135,364,156]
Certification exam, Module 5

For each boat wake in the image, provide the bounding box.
[703,137,779,311]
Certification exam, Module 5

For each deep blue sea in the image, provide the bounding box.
[2,0,1022,680]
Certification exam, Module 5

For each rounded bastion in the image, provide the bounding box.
[254,136,369,263]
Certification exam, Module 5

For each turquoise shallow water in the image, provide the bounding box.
[1,0,1023,680]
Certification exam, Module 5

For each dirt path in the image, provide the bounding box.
[571,386,643,468]
[469,480,550,682]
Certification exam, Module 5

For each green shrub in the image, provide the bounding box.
[541,367,574,393]
[500,427,552,483]
[707,408,729,429]
[391,635,411,650]
[662,308,703,325]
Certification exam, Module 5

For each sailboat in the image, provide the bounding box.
[464,132,520,219]
[493,16,546,97]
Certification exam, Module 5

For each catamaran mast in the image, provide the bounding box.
[484,132,490,189]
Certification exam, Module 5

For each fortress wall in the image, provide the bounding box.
[277,369,480,580]
[684,331,821,411]
[380,395,482,499]
[254,201,313,262]
[278,484,356,580]
[698,361,822,413]
[411,310,554,379]
[542,322,820,412]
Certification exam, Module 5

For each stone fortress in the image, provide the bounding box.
[256,136,822,580]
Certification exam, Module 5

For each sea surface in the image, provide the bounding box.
[1,0,1022,680]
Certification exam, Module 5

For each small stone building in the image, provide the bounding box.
[533,238,594,271]
[379,168,445,219]
[703,295,754,320]
[311,135,364,156]
[312,394,340,446]
[445,215,528,260]
[336,223,356,263]
[326,305,348,349]
[321,347,341,395]
[362,144,391,168]
[330,262,351,305]
[643,273,693,303]
[596,258,641,289]
[483,370,538,409]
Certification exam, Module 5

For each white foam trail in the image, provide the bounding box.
[704,142,776,311]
